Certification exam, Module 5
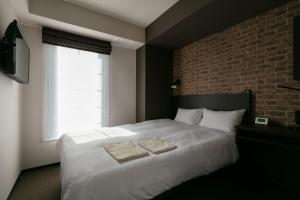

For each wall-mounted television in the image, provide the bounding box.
[0,20,30,84]
[294,15,300,81]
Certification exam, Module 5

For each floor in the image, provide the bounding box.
[8,164,300,200]
[8,164,61,200]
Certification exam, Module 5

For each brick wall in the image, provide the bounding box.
[173,0,300,125]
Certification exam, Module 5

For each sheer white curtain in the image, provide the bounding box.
[43,44,109,141]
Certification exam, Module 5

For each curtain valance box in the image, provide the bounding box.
[42,27,112,55]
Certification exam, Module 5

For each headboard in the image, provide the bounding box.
[172,90,252,124]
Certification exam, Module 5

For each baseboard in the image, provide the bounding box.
[7,172,21,200]
[21,162,60,172]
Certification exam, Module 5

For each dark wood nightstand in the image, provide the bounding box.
[236,124,300,194]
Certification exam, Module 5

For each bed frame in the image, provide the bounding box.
[152,90,252,200]
[171,89,252,124]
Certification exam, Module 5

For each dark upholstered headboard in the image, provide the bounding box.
[172,90,252,124]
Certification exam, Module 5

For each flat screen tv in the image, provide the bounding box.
[294,15,300,81]
[0,20,30,84]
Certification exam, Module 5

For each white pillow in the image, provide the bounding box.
[199,108,245,132]
[174,108,203,125]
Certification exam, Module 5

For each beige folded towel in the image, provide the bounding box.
[138,138,177,154]
[104,142,149,163]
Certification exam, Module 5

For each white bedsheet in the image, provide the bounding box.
[57,119,239,200]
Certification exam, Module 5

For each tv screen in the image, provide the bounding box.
[0,20,30,84]
[10,37,30,83]
[294,15,300,81]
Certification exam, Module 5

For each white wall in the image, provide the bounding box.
[0,0,22,199]
[109,46,136,126]
[21,25,59,169]
[21,25,137,169]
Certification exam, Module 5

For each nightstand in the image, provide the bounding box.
[236,124,300,194]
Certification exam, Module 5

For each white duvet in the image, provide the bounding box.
[57,119,239,200]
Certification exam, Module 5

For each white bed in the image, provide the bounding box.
[57,119,239,200]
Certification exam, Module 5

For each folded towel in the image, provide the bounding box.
[104,142,149,163]
[138,138,177,154]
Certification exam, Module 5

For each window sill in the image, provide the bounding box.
[41,139,59,143]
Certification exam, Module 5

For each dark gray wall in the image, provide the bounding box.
[145,45,173,120]
[146,0,212,43]
[136,45,173,121]
[136,46,146,122]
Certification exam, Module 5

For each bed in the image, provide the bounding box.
[57,90,252,200]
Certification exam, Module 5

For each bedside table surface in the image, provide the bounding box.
[236,124,300,141]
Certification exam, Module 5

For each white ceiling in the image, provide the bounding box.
[9,0,145,49]
[64,0,179,28]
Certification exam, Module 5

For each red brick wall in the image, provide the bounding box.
[173,0,300,125]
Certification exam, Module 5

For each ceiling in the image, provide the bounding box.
[64,0,179,28]
[147,0,294,49]
[9,0,147,49]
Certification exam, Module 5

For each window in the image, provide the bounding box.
[43,44,109,141]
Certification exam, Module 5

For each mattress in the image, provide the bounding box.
[57,119,239,200]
